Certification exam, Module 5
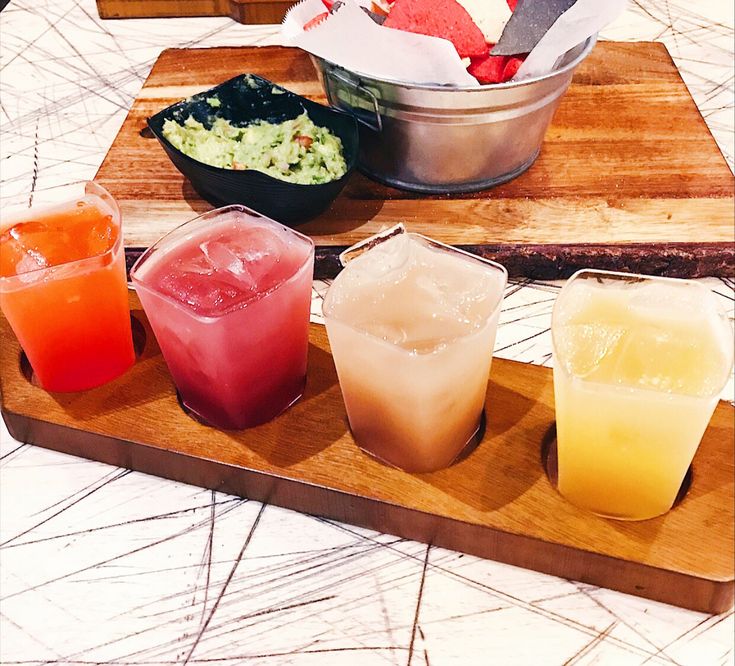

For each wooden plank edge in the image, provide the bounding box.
[124,243,735,281]
[96,0,293,23]
[2,406,732,614]
[461,242,735,280]
[96,0,230,20]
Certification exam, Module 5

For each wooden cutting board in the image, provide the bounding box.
[2,293,733,613]
[96,43,735,279]
[96,0,294,24]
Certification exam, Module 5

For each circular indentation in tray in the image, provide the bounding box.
[541,423,693,511]
[130,314,147,357]
[20,314,147,386]
[19,350,41,387]
[176,390,216,428]
[453,409,486,464]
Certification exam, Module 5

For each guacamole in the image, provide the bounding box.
[162,112,348,185]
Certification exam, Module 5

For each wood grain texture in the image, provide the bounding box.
[1,294,733,613]
[95,43,735,278]
[228,0,295,23]
[95,0,291,22]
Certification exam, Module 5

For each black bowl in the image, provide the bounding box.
[147,74,359,226]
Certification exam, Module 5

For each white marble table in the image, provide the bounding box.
[1,1,734,664]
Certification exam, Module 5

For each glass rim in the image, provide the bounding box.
[561,267,711,286]
[410,232,509,276]
[129,204,315,320]
[0,181,122,288]
[338,224,509,278]
[323,227,508,354]
[551,268,734,398]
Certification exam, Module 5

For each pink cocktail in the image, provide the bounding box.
[130,205,314,430]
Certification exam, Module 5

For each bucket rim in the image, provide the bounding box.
[314,35,597,92]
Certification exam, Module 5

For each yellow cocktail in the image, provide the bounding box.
[551,270,732,520]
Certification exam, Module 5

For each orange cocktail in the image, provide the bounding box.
[0,182,134,392]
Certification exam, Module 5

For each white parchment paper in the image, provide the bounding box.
[283,0,477,86]
[516,0,628,78]
[282,0,628,85]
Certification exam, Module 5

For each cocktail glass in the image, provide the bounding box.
[130,205,314,430]
[0,181,134,392]
[323,226,508,472]
[551,269,733,520]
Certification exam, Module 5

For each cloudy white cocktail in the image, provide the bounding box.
[324,229,507,472]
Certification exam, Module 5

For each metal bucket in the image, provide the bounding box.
[312,37,596,193]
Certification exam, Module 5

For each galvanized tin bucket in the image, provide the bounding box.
[312,37,596,193]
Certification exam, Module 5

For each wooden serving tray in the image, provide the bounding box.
[96,0,294,24]
[96,43,735,279]
[2,293,733,613]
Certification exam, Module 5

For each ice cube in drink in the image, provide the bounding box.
[0,182,134,392]
[130,205,314,430]
[552,270,733,520]
[323,230,507,472]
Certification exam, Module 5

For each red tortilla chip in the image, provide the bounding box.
[502,55,524,80]
[468,52,527,83]
[383,0,488,59]
[467,53,507,83]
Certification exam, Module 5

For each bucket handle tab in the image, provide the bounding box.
[323,68,382,133]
